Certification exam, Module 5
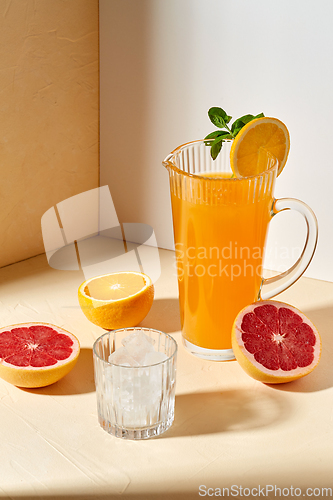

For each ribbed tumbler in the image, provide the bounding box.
[93,328,177,440]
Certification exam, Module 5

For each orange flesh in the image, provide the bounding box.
[231,119,289,177]
[84,274,147,301]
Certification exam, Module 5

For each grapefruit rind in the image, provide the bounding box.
[231,300,321,384]
[0,322,80,388]
[78,272,154,330]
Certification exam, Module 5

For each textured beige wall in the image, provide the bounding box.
[0,0,99,268]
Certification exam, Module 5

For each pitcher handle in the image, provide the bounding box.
[260,198,318,300]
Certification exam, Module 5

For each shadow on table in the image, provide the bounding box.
[267,304,333,393]
[141,297,181,334]
[167,387,290,438]
[22,348,96,396]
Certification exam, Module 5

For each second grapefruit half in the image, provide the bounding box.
[232,300,321,384]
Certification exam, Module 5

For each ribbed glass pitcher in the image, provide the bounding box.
[163,140,318,361]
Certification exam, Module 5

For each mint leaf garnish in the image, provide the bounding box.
[211,139,222,160]
[205,108,264,159]
[208,107,232,129]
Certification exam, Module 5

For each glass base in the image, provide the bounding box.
[183,338,235,361]
[98,413,174,440]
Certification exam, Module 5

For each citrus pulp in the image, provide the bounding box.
[232,300,321,384]
[230,117,290,177]
[0,322,80,388]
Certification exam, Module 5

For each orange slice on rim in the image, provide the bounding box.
[230,117,290,177]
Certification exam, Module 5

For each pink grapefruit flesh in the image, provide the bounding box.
[0,323,80,388]
[232,300,321,384]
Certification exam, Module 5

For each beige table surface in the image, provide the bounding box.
[0,249,332,500]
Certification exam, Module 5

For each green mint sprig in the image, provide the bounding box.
[204,107,265,160]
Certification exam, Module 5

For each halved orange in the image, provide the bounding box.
[78,272,154,330]
[230,117,290,177]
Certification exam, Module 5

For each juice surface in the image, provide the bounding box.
[171,171,273,350]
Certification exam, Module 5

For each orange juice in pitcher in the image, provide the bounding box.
[163,140,317,361]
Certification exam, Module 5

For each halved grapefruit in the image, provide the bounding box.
[232,301,321,384]
[0,323,80,388]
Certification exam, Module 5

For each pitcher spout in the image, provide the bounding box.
[162,153,174,170]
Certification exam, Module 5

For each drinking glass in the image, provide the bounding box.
[93,327,177,439]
